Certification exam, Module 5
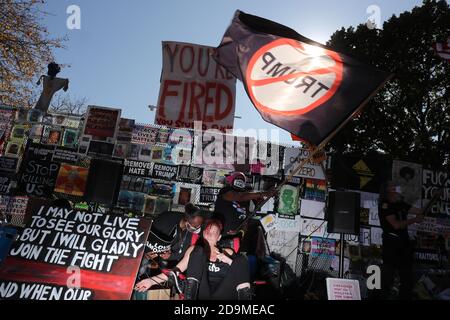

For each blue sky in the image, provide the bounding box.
[42,0,423,144]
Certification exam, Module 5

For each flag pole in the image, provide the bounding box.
[231,74,394,234]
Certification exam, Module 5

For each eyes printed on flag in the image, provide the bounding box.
[245,38,343,115]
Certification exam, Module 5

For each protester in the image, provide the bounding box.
[377,181,424,300]
[213,172,277,235]
[142,203,207,271]
[135,218,252,300]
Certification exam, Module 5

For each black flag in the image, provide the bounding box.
[214,10,392,145]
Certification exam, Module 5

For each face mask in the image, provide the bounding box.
[233,179,246,191]
[395,186,402,194]
[186,221,201,234]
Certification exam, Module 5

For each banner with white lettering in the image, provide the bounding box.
[0,206,151,300]
[123,159,153,178]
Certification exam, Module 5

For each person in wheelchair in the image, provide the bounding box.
[135,219,252,300]
[138,203,207,280]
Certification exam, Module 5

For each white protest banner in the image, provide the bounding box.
[326,278,361,300]
[156,41,236,132]
[283,147,325,179]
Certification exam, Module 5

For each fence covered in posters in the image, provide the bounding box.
[0,104,449,300]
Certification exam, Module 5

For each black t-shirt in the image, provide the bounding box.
[378,200,411,239]
[150,211,194,262]
[208,259,231,292]
[213,186,248,234]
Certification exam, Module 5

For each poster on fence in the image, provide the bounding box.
[18,160,60,198]
[83,106,121,141]
[0,206,151,300]
[54,165,89,197]
[156,41,236,132]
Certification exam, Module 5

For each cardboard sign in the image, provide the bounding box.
[326,278,361,300]
[283,147,325,180]
[199,186,221,203]
[0,206,151,300]
[18,160,60,198]
[83,106,121,140]
[156,41,236,132]
[52,147,79,164]
[176,165,203,184]
[0,157,18,173]
[151,163,178,181]
[54,165,89,197]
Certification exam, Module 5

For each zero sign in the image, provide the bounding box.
[246,38,343,115]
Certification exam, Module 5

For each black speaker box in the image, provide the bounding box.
[326,191,360,235]
[85,158,123,205]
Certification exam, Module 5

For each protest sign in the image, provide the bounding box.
[54,165,89,197]
[18,160,60,198]
[83,106,121,141]
[0,206,150,300]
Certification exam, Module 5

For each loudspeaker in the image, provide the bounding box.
[85,158,123,205]
[326,191,360,235]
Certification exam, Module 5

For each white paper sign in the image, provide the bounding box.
[360,228,371,246]
[266,230,299,271]
[331,256,350,274]
[283,147,325,179]
[276,215,302,233]
[300,199,325,219]
[326,278,361,300]
[260,214,277,233]
[300,218,340,240]
[370,227,383,246]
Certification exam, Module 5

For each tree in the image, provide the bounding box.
[49,93,88,115]
[0,0,65,108]
[326,0,450,170]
